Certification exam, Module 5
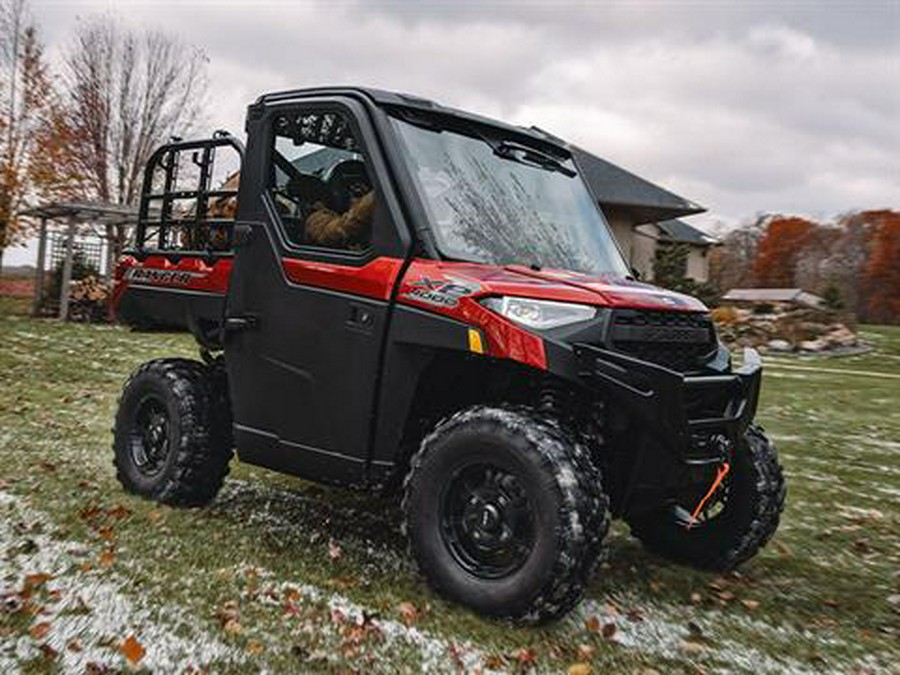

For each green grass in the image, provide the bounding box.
[0,299,897,673]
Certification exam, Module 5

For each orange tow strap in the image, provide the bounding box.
[687,462,730,529]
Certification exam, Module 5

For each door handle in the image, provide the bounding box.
[224,314,259,332]
[346,304,375,333]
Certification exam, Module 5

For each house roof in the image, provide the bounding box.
[657,218,719,246]
[722,288,825,307]
[570,146,706,225]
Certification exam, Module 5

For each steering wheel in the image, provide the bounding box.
[325,159,371,212]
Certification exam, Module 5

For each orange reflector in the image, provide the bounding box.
[468,328,484,354]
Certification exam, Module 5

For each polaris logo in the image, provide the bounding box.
[125,268,204,286]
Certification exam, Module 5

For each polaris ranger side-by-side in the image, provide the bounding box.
[112,87,785,623]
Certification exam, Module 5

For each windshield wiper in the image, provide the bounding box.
[493,141,576,178]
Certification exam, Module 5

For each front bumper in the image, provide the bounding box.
[573,343,762,462]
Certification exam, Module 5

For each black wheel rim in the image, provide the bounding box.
[440,462,536,579]
[128,395,171,477]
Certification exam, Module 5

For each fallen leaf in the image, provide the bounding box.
[584,615,601,632]
[107,505,132,520]
[484,655,506,669]
[689,592,703,604]
[577,644,596,660]
[626,607,644,622]
[680,640,706,654]
[217,600,240,627]
[24,573,52,590]
[223,619,242,634]
[601,622,617,640]
[119,635,145,665]
[398,601,419,626]
[246,640,264,655]
[328,539,342,561]
[39,643,59,660]
[569,664,592,675]
[147,509,163,525]
[67,638,83,652]
[29,622,51,640]
[823,599,840,608]
[741,599,760,610]
[515,647,537,665]
[717,591,736,602]
[98,549,115,567]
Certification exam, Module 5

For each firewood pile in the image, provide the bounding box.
[68,275,111,323]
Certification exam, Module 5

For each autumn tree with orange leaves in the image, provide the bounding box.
[0,0,55,270]
[864,211,900,324]
[750,216,817,287]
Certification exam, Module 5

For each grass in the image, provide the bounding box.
[0,295,897,673]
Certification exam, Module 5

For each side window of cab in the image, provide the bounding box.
[268,111,375,252]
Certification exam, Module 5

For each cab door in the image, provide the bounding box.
[224,98,410,485]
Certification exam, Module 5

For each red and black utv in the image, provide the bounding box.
[111,87,785,623]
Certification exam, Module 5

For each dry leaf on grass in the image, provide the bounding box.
[398,601,419,626]
[98,549,115,567]
[601,622,617,640]
[119,635,145,665]
[29,621,51,640]
[569,664,592,675]
[328,539,342,561]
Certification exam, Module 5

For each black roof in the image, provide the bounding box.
[656,218,718,246]
[570,147,705,225]
[256,86,706,225]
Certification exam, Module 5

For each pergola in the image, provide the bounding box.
[19,201,138,320]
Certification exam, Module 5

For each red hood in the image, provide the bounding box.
[403,261,708,313]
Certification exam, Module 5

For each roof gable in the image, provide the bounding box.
[570,146,705,225]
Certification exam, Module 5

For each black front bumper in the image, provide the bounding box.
[574,343,762,462]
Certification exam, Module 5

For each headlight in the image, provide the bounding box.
[481,296,597,330]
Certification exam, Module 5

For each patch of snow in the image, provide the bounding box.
[0,489,244,672]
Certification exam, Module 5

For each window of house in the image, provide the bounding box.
[269,111,374,252]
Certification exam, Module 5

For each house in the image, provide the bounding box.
[721,288,825,310]
[570,146,717,282]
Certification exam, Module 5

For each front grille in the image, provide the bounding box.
[608,309,716,372]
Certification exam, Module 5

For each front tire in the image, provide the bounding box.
[403,406,610,623]
[628,425,786,570]
[113,358,233,507]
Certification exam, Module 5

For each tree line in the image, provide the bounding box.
[708,210,900,324]
[0,0,208,269]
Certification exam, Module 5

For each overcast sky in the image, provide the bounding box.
[6,0,899,264]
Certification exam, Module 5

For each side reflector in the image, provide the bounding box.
[468,328,485,354]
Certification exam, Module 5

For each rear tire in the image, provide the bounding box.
[113,358,233,507]
[627,424,786,570]
[403,406,610,623]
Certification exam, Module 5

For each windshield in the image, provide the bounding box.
[390,116,629,277]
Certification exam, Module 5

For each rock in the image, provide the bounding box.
[800,339,828,352]
[767,339,792,352]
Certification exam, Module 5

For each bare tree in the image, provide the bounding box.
[61,15,208,257]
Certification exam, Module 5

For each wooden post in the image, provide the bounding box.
[105,222,116,280]
[58,216,77,321]
[31,217,48,317]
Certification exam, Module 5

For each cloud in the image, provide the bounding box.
[25,0,900,232]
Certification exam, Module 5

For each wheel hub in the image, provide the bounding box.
[441,463,535,579]
[129,396,170,477]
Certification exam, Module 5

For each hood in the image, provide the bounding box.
[404,261,707,313]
